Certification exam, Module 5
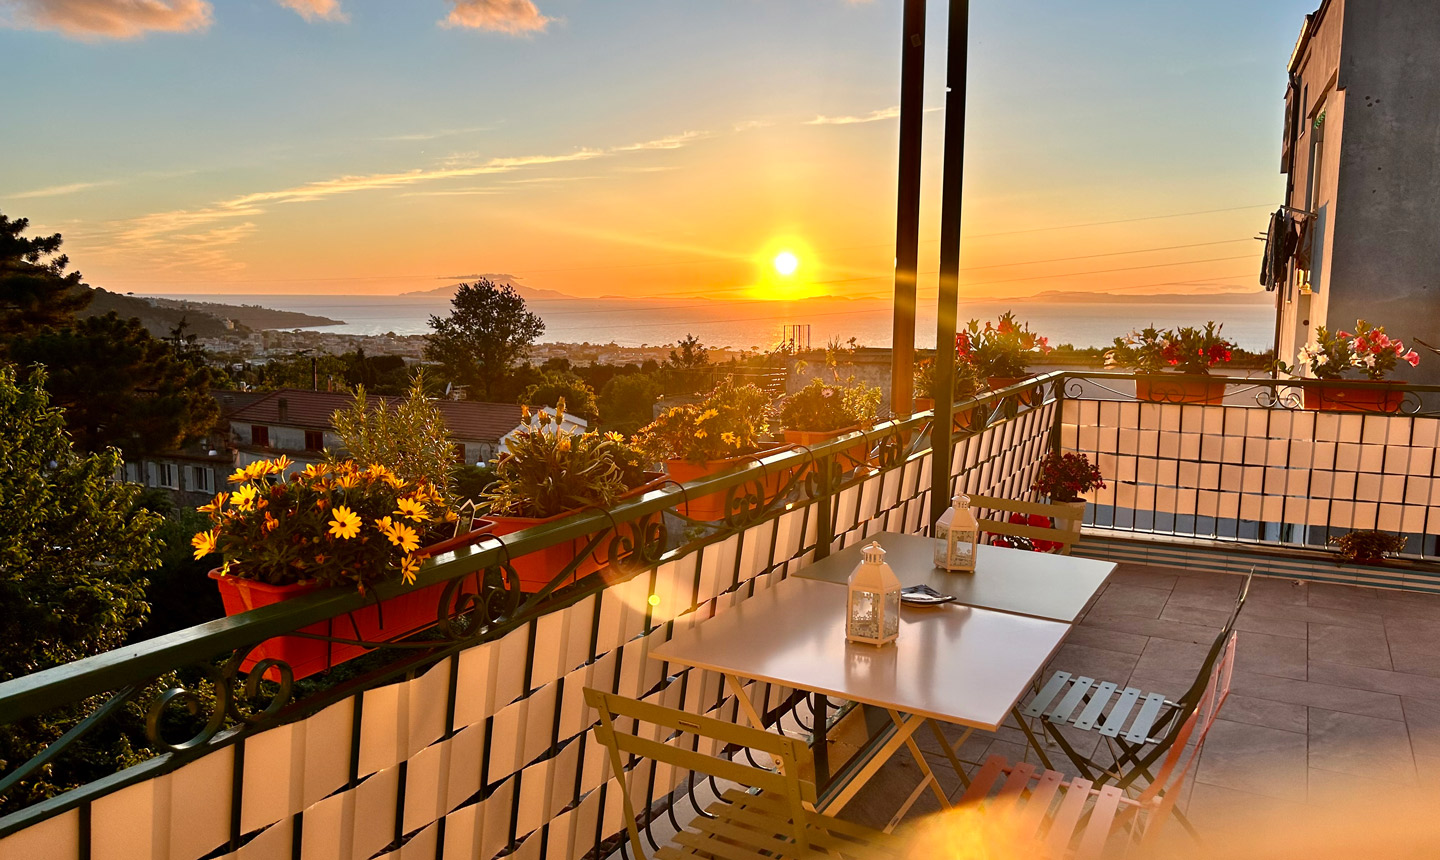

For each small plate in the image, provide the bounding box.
[901,585,955,606]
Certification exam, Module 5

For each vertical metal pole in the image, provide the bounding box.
[930,0,971,526]
[889,0,927,417]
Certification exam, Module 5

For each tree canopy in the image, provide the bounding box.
[0,364,161,677]
[668,333,710,368]
[8,312,221,457]
[0,210,91,339]
[425,280,544,400]
[329,373,456,495]
[520,371,599,423]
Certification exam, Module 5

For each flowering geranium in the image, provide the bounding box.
[778,377,881,433]
[1283,319,1419,381]
[914,349,984,401]
[1106,321,1235,375]
[635,381,773,464]
[196,457,454,590]
[1032,452,1105,503]
[961,312,1052,378]
[990,513,1064,554]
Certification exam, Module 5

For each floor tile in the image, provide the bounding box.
[1105,567,1178,591]
[1308,622,1391,670]
[1077,611,1215,646]
[1382,616,1440,659]
[1309,660,1440,703]
[1183,782,1306,847]
[1044,642,1140,685]
[1389,646,1440,679]
[1401,697,1440,760]
[1244,576,1309,607]
[1086,583,1170,619]
[1307,708,1416,782]
[1230,670,1404,720]
[1193,718,1308,801]
[1219,693,1308,734]
[1159,602,1308,639]
[1245,601,1385,631]
[1308,582,1383,614]
[1060,624,1150,656]
[1234,630,1309,680]
[1131,637,1212,691]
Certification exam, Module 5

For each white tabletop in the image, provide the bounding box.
[794,532,1115,623]
[650,577,1072,731]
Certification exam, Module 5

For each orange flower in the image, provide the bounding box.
[191,529,218,560]
[328,505,361,539]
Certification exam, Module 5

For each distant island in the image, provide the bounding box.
[401,275,575,302]
[83,288,343,338]
[1019,290,1271,305]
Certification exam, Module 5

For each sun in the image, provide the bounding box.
[772,251,800,276]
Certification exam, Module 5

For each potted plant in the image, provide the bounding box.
[635,382,784,521]
[478,403,664,593]
[1031,451,1106,535]
[961,312,1052,392]
[914,347,984,429]
[1330,530,1408,564]
[1105,322,1236,405]
[198,456,459,680]
[777,377,881,470]
[1279,320,1419,412]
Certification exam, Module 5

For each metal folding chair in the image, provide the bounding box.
[1020,569,1251,799]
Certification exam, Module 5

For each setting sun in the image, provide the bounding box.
[773,251,800,276]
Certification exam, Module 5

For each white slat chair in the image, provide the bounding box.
[958,631,1236,858]
[584,687,898,860]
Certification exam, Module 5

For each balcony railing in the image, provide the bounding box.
[1,371,1436,860]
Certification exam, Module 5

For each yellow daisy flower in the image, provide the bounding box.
[720,431,738,446]
[399,554,422,585]
[271,455,294,474]
[395,497,429,523]
[191,529,218,560]
[374,515,397,538]
[334,472,360,489]
[232,484,259,511]
[328,505,362,539]
[698,408,719,422]
[198,492,229,513]
[388,522,421,554]
[227,467,249,484]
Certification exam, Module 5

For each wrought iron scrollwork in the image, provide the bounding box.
[144,642,295,754]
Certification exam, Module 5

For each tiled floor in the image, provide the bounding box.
[837,563,1440,842]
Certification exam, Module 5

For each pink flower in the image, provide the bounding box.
[1394,341,1405,355]
[1405,351,1420,367]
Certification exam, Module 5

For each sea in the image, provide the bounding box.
[157,293,1276,352]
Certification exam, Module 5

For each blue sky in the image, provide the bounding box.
[0,0,1319,299]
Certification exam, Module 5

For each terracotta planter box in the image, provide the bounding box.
[914,398,976,432]
[1303,382,1404,413]
[480,473,668,593]
[782,427,870,473]
[210,570,467,682]
[1134,375,1227,405]
[665,448,791,521]
[988,376,1037,404]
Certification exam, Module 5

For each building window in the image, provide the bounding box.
[251,425,270,447]
[192,466,212,493]
[454,443,467,465]
[156,463,176,489]
[304,430,324,452]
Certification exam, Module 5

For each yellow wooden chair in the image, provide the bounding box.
[584,687,898,860]
[967,493,1084,556]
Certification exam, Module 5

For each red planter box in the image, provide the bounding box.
[1303,383,1404,413]
[913,399,976,432]
[210,571,472,681]
[665,449,792,522]
[1135,375,1228,405]
[782,427,869,472]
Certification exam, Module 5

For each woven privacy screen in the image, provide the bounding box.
[0,401,1057,860]
[1062,399,1440,546]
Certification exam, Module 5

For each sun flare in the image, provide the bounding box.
[772,250,799,276]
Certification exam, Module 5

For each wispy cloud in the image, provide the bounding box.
[6,179,117,200]
[275,0,345,22]
[804,106,900,125]
[0,0,212,40]
[733,119,773,132]
[442,0,551,35]
[611,131,710,152]
[503,175,602,185]
[376,125,494,142]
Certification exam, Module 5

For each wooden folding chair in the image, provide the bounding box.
[959,631,1236,858]
[1020,569,1251,805]
[584,687,898,860]
[967,493,1083,555]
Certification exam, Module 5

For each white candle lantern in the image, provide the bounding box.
[934,493,979,572]
[847,541,901,646]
